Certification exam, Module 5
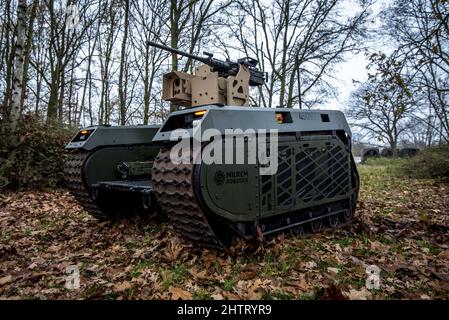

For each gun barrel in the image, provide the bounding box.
[148,40,265,86]
[147,41,206,64]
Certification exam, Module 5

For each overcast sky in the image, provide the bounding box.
[321,0,391,111]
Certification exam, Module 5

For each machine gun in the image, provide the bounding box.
[147,41,266,107]
[147,41,266,86]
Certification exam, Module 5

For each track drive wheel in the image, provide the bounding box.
[326,214,339,228]
[310,218,323,233]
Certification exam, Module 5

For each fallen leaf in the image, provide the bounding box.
[189,268,210,280]
[305,261,317,269]
[286,274,310,291]
[344,287,372,300]
[112,245,122,252]
[211,293,224,300]
[369,240,385,251]
[247,279,263,300]
[327,267,339,274]
[165,238,184,262]
[237,270,257,280]
[114,281,132,292]
[437,249,449,260]
[133,249,146,259]
[0,275,13,286]
[48,244,61,252]
[202,253,218,270]
[222,291,240,300]
[169,286,192,300]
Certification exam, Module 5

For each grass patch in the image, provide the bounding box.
[172,265,188,283]
[130,259,153,278]
[354,247,371,257]
[283,245,297,256]
[157,264,189,289]
[193,288,211,300]
[213,261,223,275]
[144,223,164,235]
[362,145,449,181]
[361,157,406,176]
[264,291,294,300]
[261,254,290,277]
[316,260,328,272]
[223,279,236,291]
[160,269,172,290]
[231,263,242,276]
[299,292,316,300]
[264,252,276,263]
[335,236,354,248]
[417,240,442,256]
[1,230,11,241]
[376,234,398,245]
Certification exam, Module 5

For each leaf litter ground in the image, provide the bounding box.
[0,164,448,299]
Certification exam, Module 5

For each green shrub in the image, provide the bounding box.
[0,115,76,189]
[401,144,449,180]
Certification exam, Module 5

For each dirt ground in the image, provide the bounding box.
[0,164,448,299]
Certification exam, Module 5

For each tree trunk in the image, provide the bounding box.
[47,71,60,121]
[170,0,179,72]
[170,0,180,113]
[118,0,130,125]
[19,0,39,114]
[1,0,14,120]
[9,0,27,136]
[80,31,97,127]
[58,68,65,124]
[390,138,398,157]
[143,45,150,125]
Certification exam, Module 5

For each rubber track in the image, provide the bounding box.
[64,151,105,219]
[152,148,359,249]
[152,148,224,249]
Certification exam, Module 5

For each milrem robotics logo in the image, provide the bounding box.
[169,124,279,175]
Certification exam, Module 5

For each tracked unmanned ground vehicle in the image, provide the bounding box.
[65,42,359,247]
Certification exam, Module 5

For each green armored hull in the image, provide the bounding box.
[65,40,359,247]
[64,125,161,219]
[152,106,359,247]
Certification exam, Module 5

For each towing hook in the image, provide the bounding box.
[142,192,151,210]
[117,162,130,179]
[91,187,99,200]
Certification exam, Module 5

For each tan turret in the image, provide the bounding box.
[147,41,266,108]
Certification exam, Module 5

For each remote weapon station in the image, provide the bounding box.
[65,42,359,248]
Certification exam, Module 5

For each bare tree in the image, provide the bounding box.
[347,53,415,155]
[97,0,120,124]
[0,0,15,122]
[118,0,129,125]
[382,0,449,140]
[164,0,232,111]
[227,0,369,108]
[0,0,382,129]
[9,0,27,136]
[131,0,169,124]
